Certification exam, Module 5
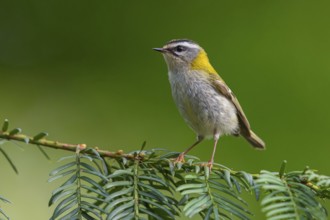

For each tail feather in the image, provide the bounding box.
[243,130,265,149]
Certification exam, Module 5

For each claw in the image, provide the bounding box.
[172,138,203,165]
[207,161,213,170]
[174,153,185,163]
[201,160,214,170]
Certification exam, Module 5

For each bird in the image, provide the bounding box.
[153,39,265,168]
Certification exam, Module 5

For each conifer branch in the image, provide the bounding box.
[0,130,133,159]
[1,119,329,220]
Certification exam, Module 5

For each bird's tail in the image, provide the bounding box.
[243,130,266,149]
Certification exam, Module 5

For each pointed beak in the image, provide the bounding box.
[153,47,166,53]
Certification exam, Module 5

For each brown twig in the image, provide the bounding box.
[0,131,135,159]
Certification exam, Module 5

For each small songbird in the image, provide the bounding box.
[153,39,265,167]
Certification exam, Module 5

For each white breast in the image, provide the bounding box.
[168,70,239,139]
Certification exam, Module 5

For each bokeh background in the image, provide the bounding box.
[1,1,329,219]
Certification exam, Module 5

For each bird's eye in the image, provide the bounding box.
[175,46,185,52]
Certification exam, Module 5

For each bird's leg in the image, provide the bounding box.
[175,136,203,163]
[207,133,220,169]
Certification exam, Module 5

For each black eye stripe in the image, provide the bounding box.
[175,45,186,52]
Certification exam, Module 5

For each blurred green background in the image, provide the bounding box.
[1,1,329,219]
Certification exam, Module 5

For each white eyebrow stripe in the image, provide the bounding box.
[168,41,200,49]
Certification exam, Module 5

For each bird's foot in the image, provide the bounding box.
[201,160,214,170]
[174,153,185,164]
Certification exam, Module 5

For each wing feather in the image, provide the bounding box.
[212,79,251,136]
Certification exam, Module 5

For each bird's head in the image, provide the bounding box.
[153,39,217,74]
